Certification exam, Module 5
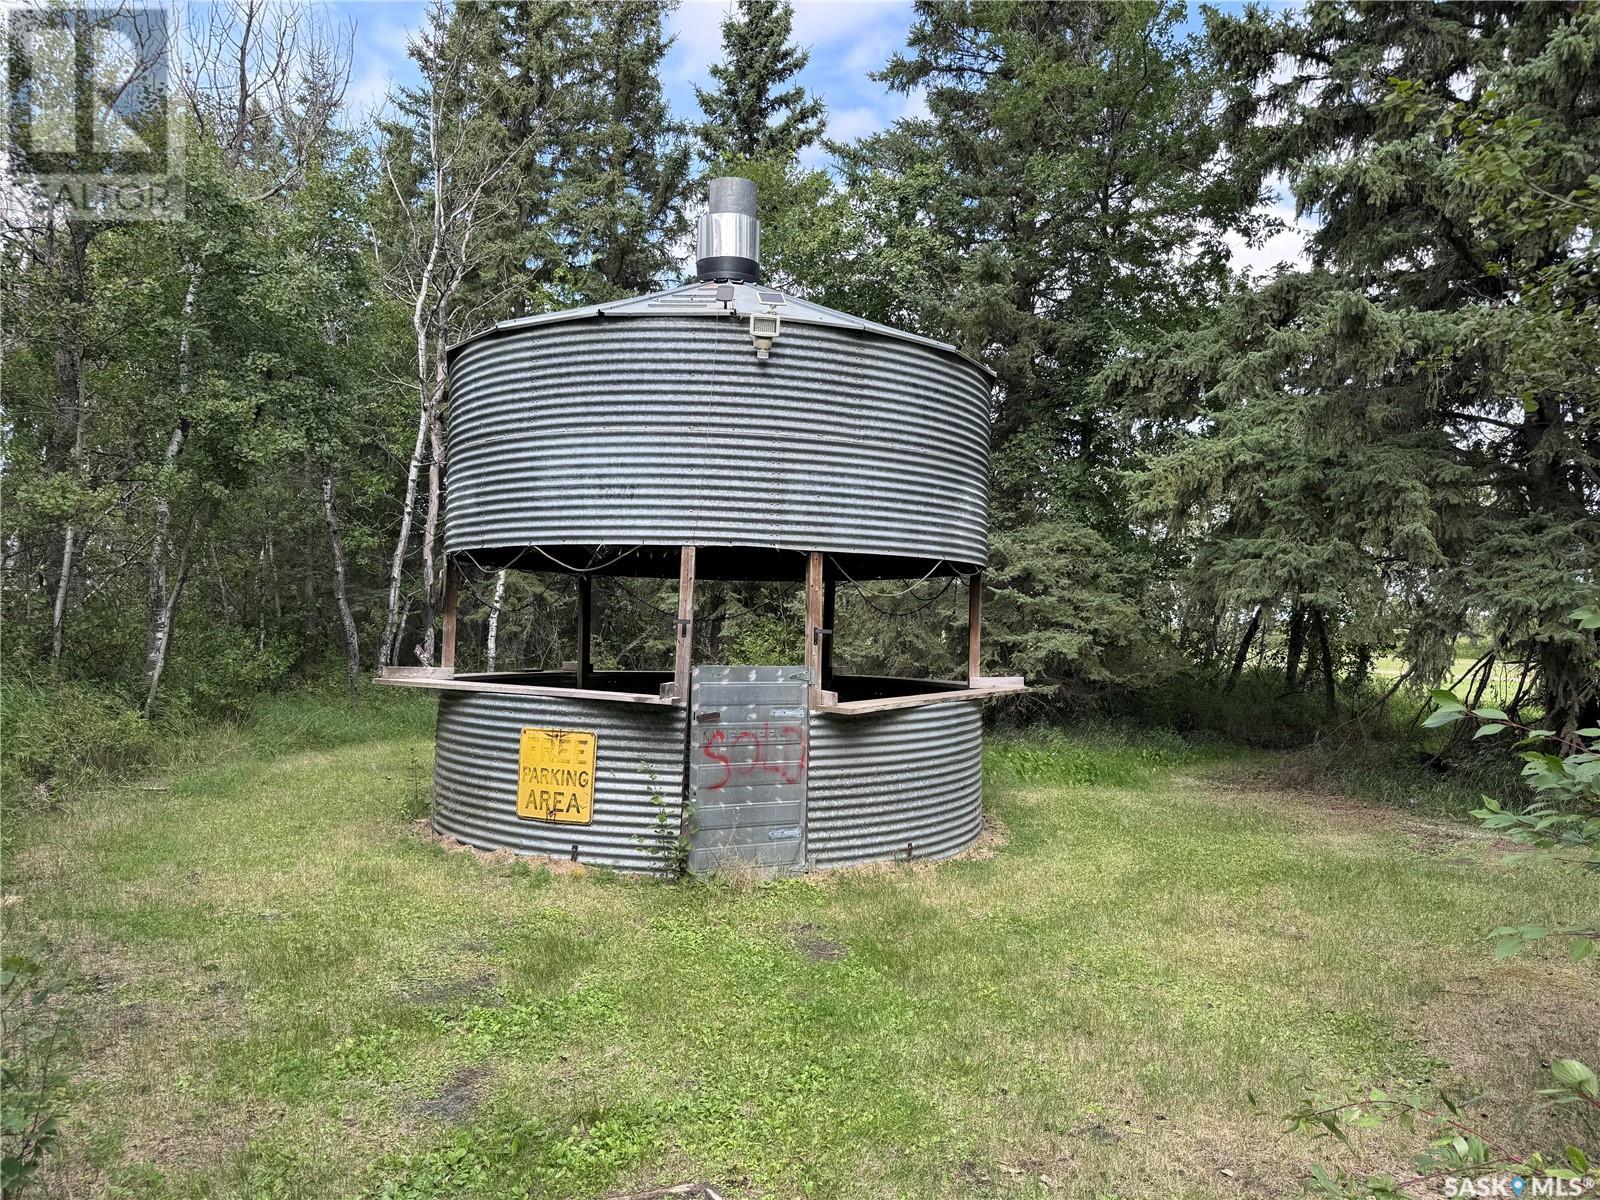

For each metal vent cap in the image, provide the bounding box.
[696,176,760,283]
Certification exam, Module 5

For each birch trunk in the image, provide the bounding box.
[49,221,92,671]
[486,570,507,671]
[417,324,449,666]
[143,517,198,718]
[143,264,200,707]
[378,177,446,667]
[321,471,362,693]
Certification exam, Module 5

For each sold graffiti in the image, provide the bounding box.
[700,724,807,790]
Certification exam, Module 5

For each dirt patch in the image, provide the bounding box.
[802,808,1013,887]
[410,1063,494,1123]
[413,819,594,875]
[599,1184,734,1200]
[959,807,1011,862]
[1175,770,1510,860]
[403,968,499,1005]
[1421,958,1600,1084]
[786,922,847,962]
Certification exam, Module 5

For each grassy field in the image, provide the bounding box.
[6,692,1597,1199]
[1371,655,1522,707]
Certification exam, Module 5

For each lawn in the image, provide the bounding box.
[1371,655,1523,707]
[6,691,1597,1199]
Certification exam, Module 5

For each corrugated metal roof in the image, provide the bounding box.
[448,280,991,376]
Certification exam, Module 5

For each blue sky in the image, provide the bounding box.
[334,0,1306,273]
[336,0,923,155]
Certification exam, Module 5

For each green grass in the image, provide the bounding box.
[7,692,1596,1199]
[1372,654,1522,706]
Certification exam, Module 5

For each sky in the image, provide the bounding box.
[337,0,926,150]
[333,0,1309,274]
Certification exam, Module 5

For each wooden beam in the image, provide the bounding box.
[820,576,836,688]
[576,574,592,689]
[441,557,461,672]
[672,546,696,703]
[805,551,825,708]
[375,669,673,706]
[967,571,982,683]
[817,681,1028,717]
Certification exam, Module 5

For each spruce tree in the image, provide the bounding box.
[452,0,594,320]
[832,1,1258,690]
[1119,1,1599,730]
[557,0,692,301]
[694,0,825,164]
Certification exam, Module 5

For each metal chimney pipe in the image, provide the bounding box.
[696,176,760,283]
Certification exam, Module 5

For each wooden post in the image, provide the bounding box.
[967,571,982,684]
[805,551,825,708]
[576,574,592,689]
[441,557,461,673]
[673,546,696,703]
[820,576,836,689]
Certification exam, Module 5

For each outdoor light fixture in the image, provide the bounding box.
[749,312,781,359]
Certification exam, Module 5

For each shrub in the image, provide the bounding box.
[0,680,156,803]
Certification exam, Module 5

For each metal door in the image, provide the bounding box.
[687,665,809,875]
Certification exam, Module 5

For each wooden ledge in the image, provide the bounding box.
[376,668,675,706]
[817,678,1029,717]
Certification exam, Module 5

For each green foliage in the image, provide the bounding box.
[695,0,826,163]
[559,0,693,300]
[1427,610,1600,961]
[633,765,689,877]
[1282,1063,1598,1199]
[1,955,69,1195]
[804,0,1265,695]
[984,723,1215,789]
[1119,0,1600,732]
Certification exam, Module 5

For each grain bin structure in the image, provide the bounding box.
[381,178,1024,874]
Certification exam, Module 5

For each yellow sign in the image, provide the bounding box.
[517,728,596,824]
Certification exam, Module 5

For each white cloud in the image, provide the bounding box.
[339,7,423,127]
[789,0,903,46]
[665,0,734,83]
[343,64,394,126]
[826,104,887,143]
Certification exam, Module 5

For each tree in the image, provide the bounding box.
[0,0,417,732]
[374,0,531,668]
[694,0,825,164]
[833,0,1259,693]
[556,0,692,301]
[1117,0,1599,731]
[449,0,593,321]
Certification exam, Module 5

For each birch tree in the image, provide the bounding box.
[374,2,535,668]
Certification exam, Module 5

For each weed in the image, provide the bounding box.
[1,952,69,1194]
[633,759,688,877]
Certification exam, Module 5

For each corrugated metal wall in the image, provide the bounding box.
[433,690,985,874]
[433,691,686,872]
[445,317,991,568]
[805,703,984,868]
